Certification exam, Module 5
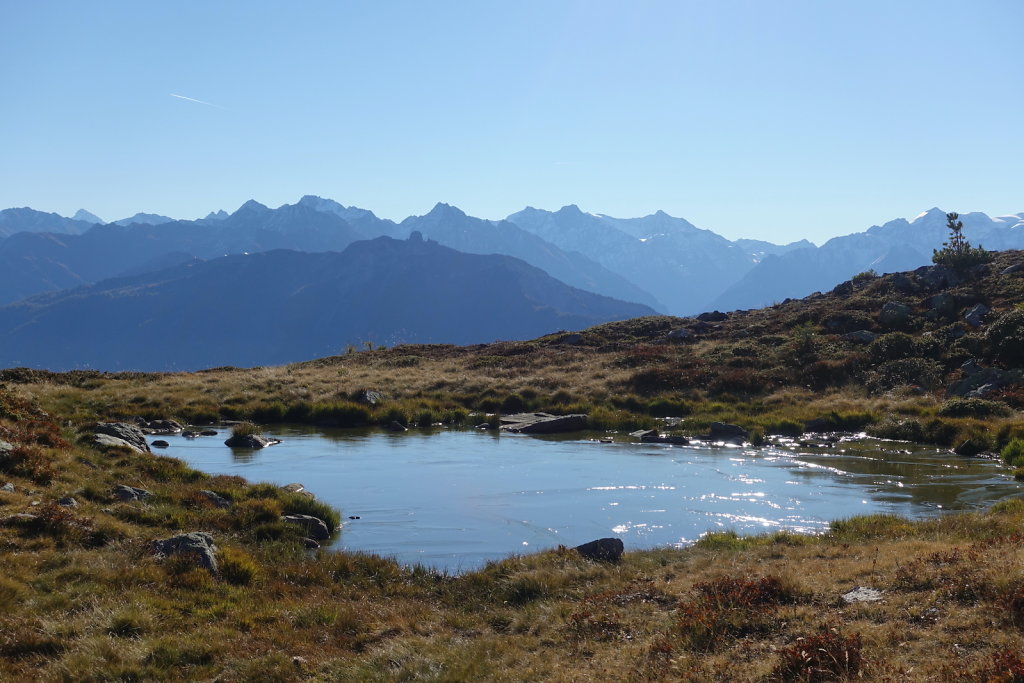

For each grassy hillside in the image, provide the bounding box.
[9,250,1024,454]
[2,251,1023,680]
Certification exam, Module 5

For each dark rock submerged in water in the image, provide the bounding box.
[224,433,276,449]
[574,538,624,563]
[501,412,588,434]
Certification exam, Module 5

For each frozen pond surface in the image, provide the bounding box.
[164,426,1021,572]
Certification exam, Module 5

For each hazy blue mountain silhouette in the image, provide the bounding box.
[505,205,811,315]
[0,200,367,305]
[0,208,98,239]
[0,235,655,371]
[0,198,659,311]
[709,209,1024,311]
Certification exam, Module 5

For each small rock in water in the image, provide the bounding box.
[151,440,170,449]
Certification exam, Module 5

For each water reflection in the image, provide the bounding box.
[164,427,1021,572]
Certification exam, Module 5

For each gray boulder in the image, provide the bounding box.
[152,532,218,573]
[888,273,916,293]
[709,422,749,443]
[112,484,152,501]
[151,440,170,449]
[879,301,912,329]
[842,330,876,344]
[224,433,274,449]
[199,490,231,508]
[355,390,384,405]
[926,293,957,319]
[960,359,982,376]
[57,496,78,508]
[915,264,960,290]
[281,483,314,499]
[697,310,728,322]
[574,538,624,563]
[1,483,14,493]
[666,328,692,341]
[93,423,150,453]
[1002,264,1024,275]
[281,514,331,541]
[145,419,184,434]
[964,303,989,328]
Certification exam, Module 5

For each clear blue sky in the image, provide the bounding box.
[2,1,1021,243]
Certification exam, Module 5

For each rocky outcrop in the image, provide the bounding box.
[879,301,912,329]
[914,264,960,291]
[574,538,624,563]
[199,490,231,508]
[666,328,692,341]
[281,483,314,499]
[144,419,185,435]
[964,303,989,328]
[842,330,876,344]
[152,532,218,573]
[281,514,331,541]
[112,484,152,501]
[501,413,588,434]
[93,422,151,453]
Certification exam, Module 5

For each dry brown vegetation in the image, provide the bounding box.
[1,253,1024,679]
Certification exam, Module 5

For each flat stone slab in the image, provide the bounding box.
[501,413,588,434]
[842,586,884,604]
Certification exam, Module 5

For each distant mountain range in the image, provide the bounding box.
[709,208,1024,311]
[0,235,655,371]
[1,197,1022,371]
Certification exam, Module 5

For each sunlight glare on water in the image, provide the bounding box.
[165,427,1020,572]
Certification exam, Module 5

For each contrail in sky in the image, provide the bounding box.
[169,93,223,108]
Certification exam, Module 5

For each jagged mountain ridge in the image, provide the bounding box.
[1,199,1021,318]
[504,205,812,314]
[710,208,1024,311]
[0,199,662,311]
[0,235,656,372]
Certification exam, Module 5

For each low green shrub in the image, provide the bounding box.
[1002,439,1024,467]
[867,417,924,442]
[988,309,1024,366]
[230,422,261,438]
[938,397,1011,418]
[218,547,260,585]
